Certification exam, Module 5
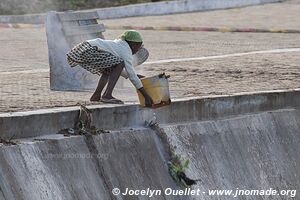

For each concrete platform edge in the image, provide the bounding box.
[0,89,299,139]
[0,0,281,24]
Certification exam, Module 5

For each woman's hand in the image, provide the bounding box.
[144,95,153,107]
[138,87,153,107]
[137,74,145,79]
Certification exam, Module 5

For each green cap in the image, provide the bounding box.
[119,30,143,43]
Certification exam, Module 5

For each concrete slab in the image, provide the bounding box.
[97,0,281,19]
[0,100,299,199]
[0,189,5,200]
[0,0,281,24]
[160,108,300,199]
[0,136,111,200]
[0,129,181,200]
[0,89,299,139]
[0,1,299,198]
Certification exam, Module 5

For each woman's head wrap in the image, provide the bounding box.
[119,30,143,43]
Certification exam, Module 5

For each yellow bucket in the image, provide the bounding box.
[137,74,171,108]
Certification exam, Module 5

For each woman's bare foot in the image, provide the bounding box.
[90,94,101,102]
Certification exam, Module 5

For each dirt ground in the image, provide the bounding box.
[0,0,299,113]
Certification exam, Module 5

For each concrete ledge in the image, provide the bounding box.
[0,13,45,24]
[0,0,281,24]
[0,89,299,139]
[97,0,281,19]
[1,90,299,200]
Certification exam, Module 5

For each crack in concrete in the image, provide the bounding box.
[83,134,117,200]
[0,187,6,200]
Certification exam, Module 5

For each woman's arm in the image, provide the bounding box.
[123,58,153,107]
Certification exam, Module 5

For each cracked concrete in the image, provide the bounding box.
[0,103,299,199]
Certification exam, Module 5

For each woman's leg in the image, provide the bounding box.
[102,62,124,100]
[90,73,109,101]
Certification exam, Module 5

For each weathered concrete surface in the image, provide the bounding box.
[0,94,299,199]
[0,130,182,200]
[161,108,300,199]
[0,0,281,24]
[0,89,299,139]
[0,136,110,200]
[97,0,281,20]
[0,189,4,200]
[0,13,45,24]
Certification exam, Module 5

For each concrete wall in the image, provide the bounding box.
[0,91,299,199]
[0,13,45,24]
[0,89,299,139]
[0,0,281,24]
[0,189,4,200]
[0,130,182,200]
[160,108,300,199]
[97,0,282,19]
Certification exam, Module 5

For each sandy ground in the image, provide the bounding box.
[0,0,300,113]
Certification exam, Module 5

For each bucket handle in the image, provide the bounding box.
[158,72,170,79]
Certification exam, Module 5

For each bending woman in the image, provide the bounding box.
[67,30,153,107]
